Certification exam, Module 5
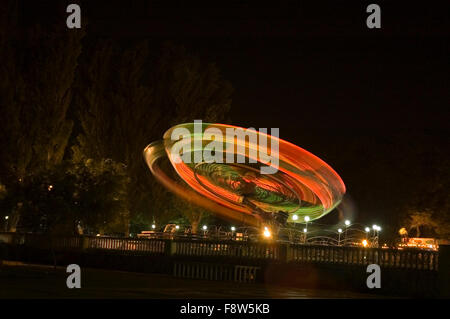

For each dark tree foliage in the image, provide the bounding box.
[73,41,233,233]
[0,1,84,230]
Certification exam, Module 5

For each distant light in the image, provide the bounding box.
[231,226,236,231]
[263,229,271,238]
[264,226,268,231]
[151,224,156,229]
[303,228,307,233]
[372,225,378,230]
[345,220,351,226]
[202,225,207,230]
[292,214,298,221]
[304,216,310,222]
[175,225,180,230]
[365,227,370,232]
[48,185,53,191]
[4,216,8,220]
[362,239,368,247]
[377,226,381,232]
[338,228,343,233]
[96,234,100,237]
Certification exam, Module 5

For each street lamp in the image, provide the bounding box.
[344,220,351,245]
[365,227,370,239]
[338,228,343,246]
[151,224,156,229]
[263,227,271,239]
[4,216,8,232]
[231,226,236,232]
[292,214,298,221]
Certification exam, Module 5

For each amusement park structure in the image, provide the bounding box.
[144,122,346,236]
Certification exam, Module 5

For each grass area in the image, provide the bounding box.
[0,262,384,299]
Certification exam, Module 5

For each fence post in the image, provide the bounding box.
[438,244,450,298]
[164,240,177,256]
[80,236,89,251]
[278,243,289,262]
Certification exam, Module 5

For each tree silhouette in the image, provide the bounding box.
[0,3,84,230]
[73,41,233,234]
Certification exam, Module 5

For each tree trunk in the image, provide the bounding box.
[191,221,199,234]
[7,203,22,232]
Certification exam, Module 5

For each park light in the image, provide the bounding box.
[175,225,180,230]
[231,226,236,231]
[151,224,156,229]
[292,214,298,221]
[362,239,368,247]
[303,228,307,233]
[338,228,342,233]
[304,216,310,222]
[345,220,351,226]
[4,216,8,220]
[365,227,370,232]
[202,225,207,231]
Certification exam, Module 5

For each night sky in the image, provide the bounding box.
[21,1,449,232]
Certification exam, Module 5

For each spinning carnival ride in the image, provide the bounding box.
[143,123,346,229]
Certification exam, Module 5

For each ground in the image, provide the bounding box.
[0,261,385,299]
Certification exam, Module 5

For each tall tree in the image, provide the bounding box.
[73,42,233,233]
[0,2,83,230]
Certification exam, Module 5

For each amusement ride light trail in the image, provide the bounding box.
[144,123,346,233]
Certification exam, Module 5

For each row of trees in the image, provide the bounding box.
[0,1,232,235]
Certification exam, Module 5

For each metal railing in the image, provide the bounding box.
[0,232,439,271]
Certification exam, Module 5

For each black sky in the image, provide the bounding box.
[20,0,450,232]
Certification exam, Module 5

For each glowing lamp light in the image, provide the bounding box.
[303,228,307,233]
[202,225,208,231]
[151,224,156,229]
[231,226,236,231]
[48,185,53,191]
[372,225,378,230]
[4,216,8,220]
[365,227,370,232]
[377,226,381,232]
[345,220,350,226]
[338,228,343,233]
[263,228,271,238]
[362,239,368,247]
[304,216,310,222]
[175,225,180,230]
[292,214,298,221]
